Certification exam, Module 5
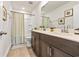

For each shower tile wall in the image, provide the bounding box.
[24,14,32,43]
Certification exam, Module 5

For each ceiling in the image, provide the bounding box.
[11,1,40,13]
[42,1,69,14]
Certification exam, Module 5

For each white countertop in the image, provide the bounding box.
[32,30,79,43]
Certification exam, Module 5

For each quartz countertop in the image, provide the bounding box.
[32,30,79,43]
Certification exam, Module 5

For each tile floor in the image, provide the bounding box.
[7,44,36,57]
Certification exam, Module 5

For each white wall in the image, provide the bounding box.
[45,2,79,30]
[32,2,42,28]
[73,5,79,29]
[24,14,32,38]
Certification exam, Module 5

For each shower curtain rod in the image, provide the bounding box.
[10,10,35,16]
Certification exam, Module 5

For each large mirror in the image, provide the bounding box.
[41,1,79,32]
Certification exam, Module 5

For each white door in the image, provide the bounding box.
[0,2,5,56]
[0,1,12,56]
[0,10,7,57]
[0,36,4,56]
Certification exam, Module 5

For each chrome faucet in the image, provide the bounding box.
[61,25,69,33]
[64,25,69,33]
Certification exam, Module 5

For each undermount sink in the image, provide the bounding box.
[49,31,74,36]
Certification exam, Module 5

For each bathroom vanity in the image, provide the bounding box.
[31,30,79,57]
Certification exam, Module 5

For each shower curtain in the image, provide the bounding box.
[12,12,24,45]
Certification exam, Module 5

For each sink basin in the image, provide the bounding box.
[49,31,74,36]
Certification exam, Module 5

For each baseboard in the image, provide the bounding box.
[4,43,12,57]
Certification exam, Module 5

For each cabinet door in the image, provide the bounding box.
[40,41,51,57]
[31,32,40,56]
[51,47,71,57]
[31,36,35,51]
[35,37,40,56]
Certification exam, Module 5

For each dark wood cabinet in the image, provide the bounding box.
[31,32,35,52]
[51,47,71,57]
[35,36,40,56]
[31,31,79,57]
[40,40,71,57]
[31,32,40,56]
[40,40,51,57]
